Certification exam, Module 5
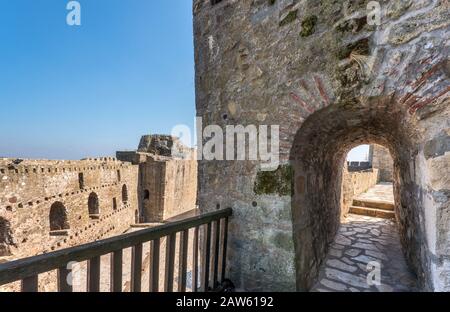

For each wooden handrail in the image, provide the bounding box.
[0,208,232,288]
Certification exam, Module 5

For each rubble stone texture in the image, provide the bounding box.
[193,0,450,291]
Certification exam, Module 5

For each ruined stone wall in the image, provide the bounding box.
[194,0,449,291]
[117,136,198,223]
[0,158,138,260]
[341,166,379,216]
[370,144,394,182]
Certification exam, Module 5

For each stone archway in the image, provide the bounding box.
[289,97,441,291]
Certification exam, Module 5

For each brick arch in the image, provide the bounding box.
[49,202,69,231]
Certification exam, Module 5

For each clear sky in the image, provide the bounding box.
[347,145,370,162]
[0,0,195,160]
[0,1,371,162]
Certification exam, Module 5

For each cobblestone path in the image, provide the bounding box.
[311,214,418,292]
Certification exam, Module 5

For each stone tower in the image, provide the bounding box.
[369,144,394,182]
[194,0,450,291]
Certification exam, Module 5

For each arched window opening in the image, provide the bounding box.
[144,189,150,200]
[49,202,69,234]
[88,192,100,219]
[122,185,128,204]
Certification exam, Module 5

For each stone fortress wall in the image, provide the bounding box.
[117,135,197,223]
[0,157,138,260]
[0,135,197,265]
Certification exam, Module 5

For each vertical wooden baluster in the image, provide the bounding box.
[58,265,73,292]
[21,275,38,292]
[178,229,189,292]
[164,233,176,292]
[202,222,212,292]
[87,257,101,292]
[192,226,199,292]
[221,217,229,282]
[110,250,123,292]
[131,243,143,292]
[149,238,160,292]
[212,220,221,289]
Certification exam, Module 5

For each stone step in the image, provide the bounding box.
[349,206,396,219]
[352,199,394,211]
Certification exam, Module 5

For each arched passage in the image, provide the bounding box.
[49,202,69,232]
[88,192,100,217]
[0,217,14,256]
[289,100,428,291]
[122,184,128,204]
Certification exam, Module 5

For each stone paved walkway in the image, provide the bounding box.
[354,183,395,203]
[311,214,418,292]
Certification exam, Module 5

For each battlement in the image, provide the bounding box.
[0,157,131,175]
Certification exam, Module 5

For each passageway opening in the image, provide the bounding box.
[290,102,425,291]
[307,144,419,291]
[342,144,395,219]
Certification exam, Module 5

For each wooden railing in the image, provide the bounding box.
[0,208,232,292]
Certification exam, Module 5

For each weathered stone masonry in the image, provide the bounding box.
[0,158,138,260]
[370,144,394,182]
[0,135,198,265]
[117,135,198,223]
[194,0,449,291]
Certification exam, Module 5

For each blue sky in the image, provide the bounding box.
[0,0,195,159]
[347,145,369,161]
[0,1,370,161]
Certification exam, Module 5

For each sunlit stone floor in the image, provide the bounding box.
[311,214,418,292]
